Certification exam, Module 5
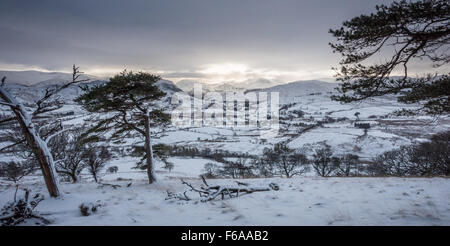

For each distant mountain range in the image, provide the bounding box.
[0,70,340,104]
[0,70,183,104]
[0,70,97,86]
[254,80,338,97]
[175,78,284,92]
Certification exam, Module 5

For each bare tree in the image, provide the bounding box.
[262,143,309,178]
[410,131,450,176]
[217,158,254,179]
[48,130,87,183]
[370,130,450,177]
[311,145,337,177]
[202,163,222,178]
[336,154,360,177]
[82,145,111,183]
[0,160,37,183]
[258,148,277,177]
[284,153,310,178]
[0,65,88,197]
[369,146,413,176]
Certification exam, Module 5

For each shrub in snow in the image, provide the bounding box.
[220,158,256,179]
[202,158,258,179]
[162,161,174,172]
[202,163,222,178]
[268,183,280,191]
[79,202,102,216]
[107,166,119,173]
[0,188,49,226]
[253,158,276,178]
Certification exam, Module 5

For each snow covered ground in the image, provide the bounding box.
[1,75,450,226]
[0,157,449,226]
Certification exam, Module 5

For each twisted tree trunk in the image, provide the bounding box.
[0,87,60,197]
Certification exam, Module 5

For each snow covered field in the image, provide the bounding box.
[0,156,449,226]
[1,76,449,226]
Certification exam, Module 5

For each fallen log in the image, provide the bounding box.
[167,176,278,202]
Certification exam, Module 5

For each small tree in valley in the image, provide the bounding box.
[336,154,360,176]
[0,160,37,183]
[82,145,111,183]
[262,143,309,178]
[312,145,337,177]
[48,130,87,183]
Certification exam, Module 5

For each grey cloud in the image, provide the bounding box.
[0,0,399,78]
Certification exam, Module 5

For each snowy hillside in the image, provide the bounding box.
[254,80,337,98]
[0,71,449,226]
[2,71,448,161]
[2,77,182,106]
[0,70,97,86]
[176,78,282,92]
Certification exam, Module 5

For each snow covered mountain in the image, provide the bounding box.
[1,71,182,104]
[156,79,183,96]
[175,79,203,92]
[3,79,105,103]
[176,78,283,92]
[254,80,338,96]
[0,70,97,86]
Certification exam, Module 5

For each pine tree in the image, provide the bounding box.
[329,0,449,115]
[75,71,170,184]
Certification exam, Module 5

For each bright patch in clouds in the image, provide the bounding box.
[160,63,335,84]
[0,62,335,84]
[0,62,55,73]
[199,63,250,75]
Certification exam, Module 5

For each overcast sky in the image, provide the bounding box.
[0,0,428,84]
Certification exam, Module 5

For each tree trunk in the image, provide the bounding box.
[71,173,78,183]
[0,87,60,197]
[144,110,156,184]
[92,171,98,183]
